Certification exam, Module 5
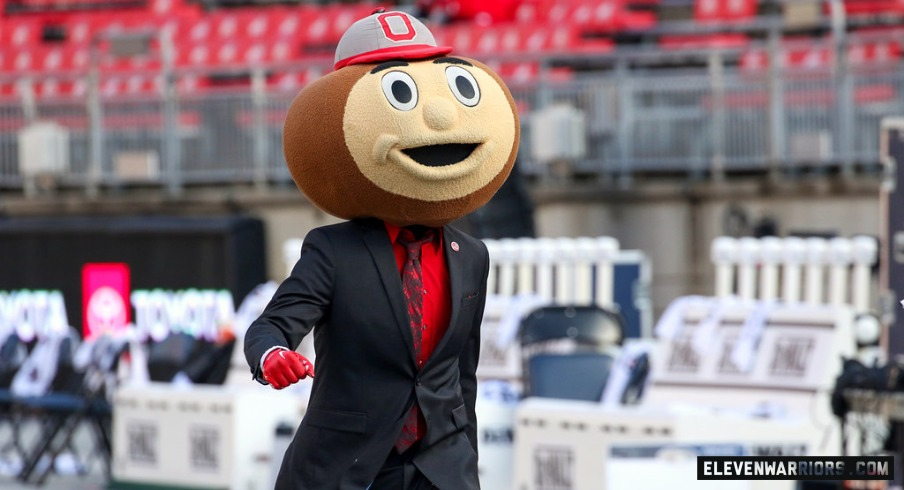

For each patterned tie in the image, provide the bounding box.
[394,226,434,453]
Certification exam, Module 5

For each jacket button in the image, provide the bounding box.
[415,378,421,386]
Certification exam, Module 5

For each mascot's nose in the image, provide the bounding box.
[422,97,457,131]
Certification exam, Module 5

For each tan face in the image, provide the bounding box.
[343,57,517,202]
[283,56,520,227]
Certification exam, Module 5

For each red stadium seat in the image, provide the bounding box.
[175,74,210,95]
[64,16,95,44]
[235,39,292,65]
[241,42,267,64]
[0,82,18,100]
[211,11,241,40]
[8,50,35,72]
[483,60,576,86]
[96,73,162,97]
[695,0,756,23]
[300,9,330,46]
[739,49,768,70]
[659,33,749,50]
[268,71,304,92]
[175,42,212,68]
[243,11,270,39]
[438,23,570,55]
[269,40,296,63]
[29,46,89,73]
[514,0,543,23]
[784,46,831,69]
[437,22,611,55]
[565,0,634,30]
[301,3,373,50]
[148,0,173,15]
[525,25,577,52]
[123,74,162,95]
[183,17,212,44]
[1,19,42,47]
[849,39,901,64]
[740,41,831,72]
[273,9,304,40]
[839,0,904,16]
[62,12,170,45]
[518,0,655,32]
[661,0,755,53]
[32,78,87,98]
[434,25,475,53]
[429,0,520,25]
[267,71,307,93]
[741,36,900,72]
[36,46,67,72]
[215,41,241,66]
[617,8,657,30]
[499,62,542,83]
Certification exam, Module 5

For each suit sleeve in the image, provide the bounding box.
[460,240,488,455]
[244,228,334,383]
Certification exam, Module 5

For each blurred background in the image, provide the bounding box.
[0,0,902,489]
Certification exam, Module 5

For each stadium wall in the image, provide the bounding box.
[531,178,880,316]
[2,177,879,318]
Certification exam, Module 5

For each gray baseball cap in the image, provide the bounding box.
[334,10,453,70]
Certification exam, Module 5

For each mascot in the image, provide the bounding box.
[244,9,520,490]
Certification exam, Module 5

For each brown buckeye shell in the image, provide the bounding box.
[282,58,520,228]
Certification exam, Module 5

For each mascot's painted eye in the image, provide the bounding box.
[445,66,480,107]
[381,71,418,111]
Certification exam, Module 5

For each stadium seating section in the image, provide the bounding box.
[0,0,899,99]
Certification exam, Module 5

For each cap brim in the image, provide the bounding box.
[335,44,454,70]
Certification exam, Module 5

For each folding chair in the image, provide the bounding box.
[147,331,198,382]
[183,338,236,385]
[0,332,28,473]
[526,352,614,401]
[519,305,624,400]
[16,333,125,485]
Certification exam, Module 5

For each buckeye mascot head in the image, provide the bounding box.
[283,10,520,227]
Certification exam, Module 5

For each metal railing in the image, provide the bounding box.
[0,35,901,195]
[514,51,904,180]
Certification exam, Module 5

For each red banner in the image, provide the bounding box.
[82,262,131,339]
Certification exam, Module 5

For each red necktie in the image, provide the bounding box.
[394,227,434,454]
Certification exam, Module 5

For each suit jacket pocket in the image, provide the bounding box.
[451,403,469,430]
[306,407,367,433]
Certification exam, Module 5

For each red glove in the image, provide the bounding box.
[262,349,315,389]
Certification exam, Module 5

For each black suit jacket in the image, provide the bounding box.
[245,218,488,490]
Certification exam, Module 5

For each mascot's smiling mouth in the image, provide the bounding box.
[401,143,479,167]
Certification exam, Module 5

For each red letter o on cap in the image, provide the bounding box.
[378,13,417,42]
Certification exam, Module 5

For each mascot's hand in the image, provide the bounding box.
[263,349,315,389]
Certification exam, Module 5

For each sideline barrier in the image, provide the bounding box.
[483,236,621,308]
[513,301,856,490]
[648,300,854,429]
[711,235,878,313]
[514,397,813,490]
[111,382,304,490]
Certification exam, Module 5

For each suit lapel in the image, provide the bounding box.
[358,219,417,365]
[426,225,464,368]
